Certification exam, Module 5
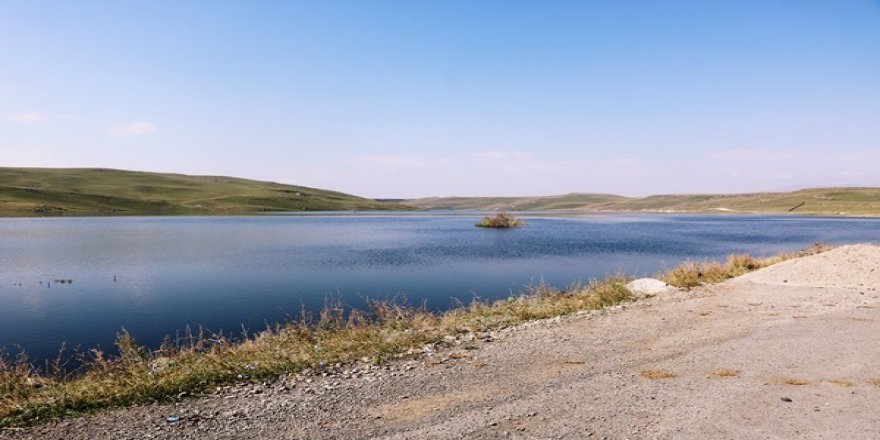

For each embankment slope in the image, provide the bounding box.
[6,244,880,439]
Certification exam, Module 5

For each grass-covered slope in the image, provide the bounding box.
[614,188,880,216]
[406,193,629,211]
[0,168,411,216]
[407,188,880,216]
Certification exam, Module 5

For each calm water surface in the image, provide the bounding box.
[1,212,878,363]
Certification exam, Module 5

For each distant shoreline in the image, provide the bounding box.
[405,187,880,217]
[3,208,880,219]
[2,168,877,218]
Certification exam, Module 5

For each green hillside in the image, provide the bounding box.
[0,168,412,216]
[5,168,877,217]
[407,188,880,216]
[406,193,628,211]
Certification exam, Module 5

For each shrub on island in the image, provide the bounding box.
[476,211,524,228]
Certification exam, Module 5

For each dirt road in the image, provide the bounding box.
[5,244,880,439]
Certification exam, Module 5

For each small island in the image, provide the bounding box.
[476,211,524,228]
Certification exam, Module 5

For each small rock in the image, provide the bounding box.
[781,397,793,402]
[626,278,671,296]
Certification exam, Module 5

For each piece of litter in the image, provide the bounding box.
[166,416,180,423]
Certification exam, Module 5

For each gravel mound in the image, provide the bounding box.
[625,278,672,296]
[735,244,880,289]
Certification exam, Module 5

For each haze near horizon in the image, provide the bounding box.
[1,1,879,198]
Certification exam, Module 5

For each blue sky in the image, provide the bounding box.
[1,1,879,197]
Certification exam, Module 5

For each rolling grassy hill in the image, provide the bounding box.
[4,168,877,217]
[407,193,629,211]
[0,168,412,216]
[407,188,880,216]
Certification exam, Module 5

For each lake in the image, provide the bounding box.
[1,212,878,365]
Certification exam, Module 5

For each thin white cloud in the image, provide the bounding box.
[108,121,157,136]
[473,151,532,160]
[0,80,15,94]
[0,145,51,166]
[0,111,70,123]
[355,155,430,167]
[705,149,797,161]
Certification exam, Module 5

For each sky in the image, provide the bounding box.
[1,1,879,198]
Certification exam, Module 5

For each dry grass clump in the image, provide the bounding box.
[794,242,833,257]
[641,370,678,379]
[0,278,632,427]
[441,278,631,332]
[660,242,831,288]
[712,369,740,377]
[783,378,810,386]
[476,211,524,229]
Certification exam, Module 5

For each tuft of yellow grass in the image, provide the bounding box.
[659,242,831,288]
[712,369,740,378]
[822,380,853,387]
[783,378,810,386]
[641,370,678,379]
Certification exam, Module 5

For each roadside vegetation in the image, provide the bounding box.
[0,244,830,427]
[476,211,524,228]
[659,242,831,288]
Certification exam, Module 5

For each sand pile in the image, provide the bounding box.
[625,278,672,296]
[736,244,880,290]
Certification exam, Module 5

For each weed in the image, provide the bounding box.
[641,370,678,379]
[475,211,524,228]
[659,243,831,288]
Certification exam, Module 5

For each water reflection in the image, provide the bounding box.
[0,212,878,363]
